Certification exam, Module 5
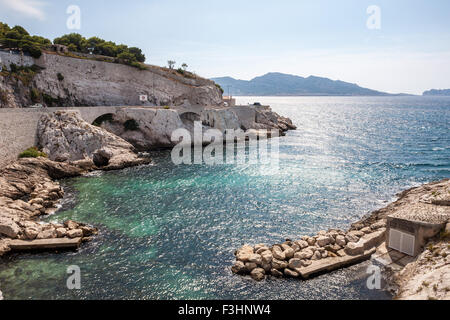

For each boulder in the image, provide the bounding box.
[316,236,331,247]
[248,254,262,265]
[284,268,299,278]
[250,268,265,281]
[55,228,67,238]
[0,218,21,239]
[272,258,288,270]
[245,262,258,272]
[296,240,309,249]
[345,241,365,256]
[272,246,286,260]
[271,269,284,277]
[306,237,316,246]
[371,220,386,230]
[24,228,39,240]
[67,229,83,239]
[361,227,372,234]
[283,247,295,259]
[64,220,79,230]
[261,251,273,264]
[256,246,270,254]
[236,245,254,262]
[335,235,347,247]
[288,258,303,269]
[311,251,322,260]
[262,263,272,272]
[254,243,266,251]
[294,248,314,260]
[231,261,247,274]
[37,111,144,170]
[37,229,56,239]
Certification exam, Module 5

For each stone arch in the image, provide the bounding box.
[179,112,201,129]
[92,113,115,127]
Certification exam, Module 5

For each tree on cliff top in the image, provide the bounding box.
[53,33,146,63]
[0,22,49,58]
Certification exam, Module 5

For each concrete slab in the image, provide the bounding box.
[8,238,82,251]
[298,248,376,279]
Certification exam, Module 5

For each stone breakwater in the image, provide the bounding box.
[231,179,450,300]
[232,223,386,281]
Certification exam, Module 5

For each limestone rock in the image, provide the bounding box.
[245,262,258,272]
[345,241,365,256]
[271,269,284,277]
[55,228,67,238]
[335,235,347,247]
[294,248,314,260]
[283,247,295,259]
[0,217,21,239]
[250,268,265,281]
[261,251,273,264]
[248,254,262,265]
[67,229,83,239]
[316,236,331,247]
[272,258,288,270]
[231,261,246,275]
[284,268,299,278]
[288,258,303,269]
[272,246,286,260]
[37,111,145,170]
[311,251,322,261]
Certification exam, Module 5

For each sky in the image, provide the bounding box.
[1,0,450,94]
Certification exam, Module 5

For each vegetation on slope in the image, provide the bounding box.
[0,21,146,69]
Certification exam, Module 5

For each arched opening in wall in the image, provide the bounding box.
[180,112,200,131]
[92,113,114,127]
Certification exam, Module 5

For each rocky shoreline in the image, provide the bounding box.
[231,179,449,300]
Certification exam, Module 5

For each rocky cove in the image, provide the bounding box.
[0,50,448,300]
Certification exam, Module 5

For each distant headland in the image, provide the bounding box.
[212,72,396,96]
[423,89,450,96]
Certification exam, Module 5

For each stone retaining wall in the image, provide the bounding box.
[0,106,122,167]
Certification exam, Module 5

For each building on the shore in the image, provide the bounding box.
[51,44,68,54]
[223,96,236,107]
[386,199,449,256]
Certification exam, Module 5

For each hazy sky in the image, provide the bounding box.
[1,0,450,94]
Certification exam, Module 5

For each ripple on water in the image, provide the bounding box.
[0,96,449,300]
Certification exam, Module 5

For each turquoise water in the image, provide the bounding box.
[0,96,449,300]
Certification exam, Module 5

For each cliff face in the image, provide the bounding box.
[0,52,223,108]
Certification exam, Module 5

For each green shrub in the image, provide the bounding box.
[42,93,57,106]
[123,119,139,131]
[215,83,224,94]
[30,88,41,103]
[18,147,47,159]
[163,106,170,109]
[9,63,17,73]
[0,89,8,104]
[57,73,64,81]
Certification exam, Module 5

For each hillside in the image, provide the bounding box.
[212,72,390,96]
[423,89,450,96]
[0,51,222,108]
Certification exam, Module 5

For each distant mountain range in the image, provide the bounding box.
[423,89,450,96]
[211,72,391,96]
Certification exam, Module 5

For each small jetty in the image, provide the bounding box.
[8,238,82,252]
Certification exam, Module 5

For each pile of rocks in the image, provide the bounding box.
[0,158,98,256]
[232,222,386,281]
